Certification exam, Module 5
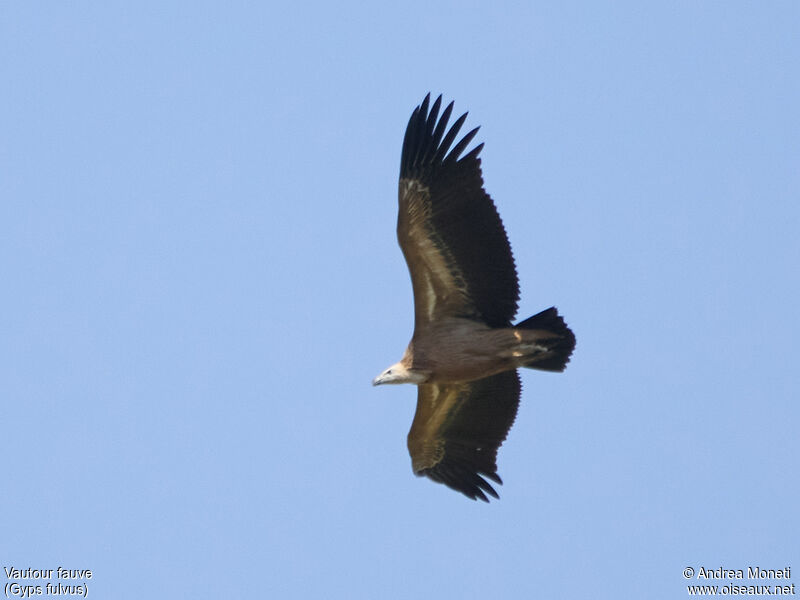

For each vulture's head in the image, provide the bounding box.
[372,362,427,386]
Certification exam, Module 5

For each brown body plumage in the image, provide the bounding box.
[400,316,570,383]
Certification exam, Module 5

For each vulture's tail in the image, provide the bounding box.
[514,307,576,372]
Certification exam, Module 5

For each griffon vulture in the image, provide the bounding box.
[373,94,576,502]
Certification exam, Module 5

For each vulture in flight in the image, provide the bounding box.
[373,94,576,502]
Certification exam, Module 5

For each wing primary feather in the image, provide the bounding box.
[423,95,442,164]
[430,101,454,154]
[400,106,421,176]
[483,470,502,485]
[429,465,496,502]
[400,97,480,175]
[460,142,484,163]
[446,126,481,164]
[434,111,468,164]
[407,94,431,173]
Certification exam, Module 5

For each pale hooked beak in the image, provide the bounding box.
[372,368,392,386]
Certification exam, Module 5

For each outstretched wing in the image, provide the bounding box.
[407,371,521,502]
[398,94,519,328]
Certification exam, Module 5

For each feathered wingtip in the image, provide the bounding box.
[400,93,483,180]
[420,460,502,503]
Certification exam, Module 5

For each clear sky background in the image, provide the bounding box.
[2,2,798,598]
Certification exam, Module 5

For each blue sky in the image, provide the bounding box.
[2,2,798,598]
